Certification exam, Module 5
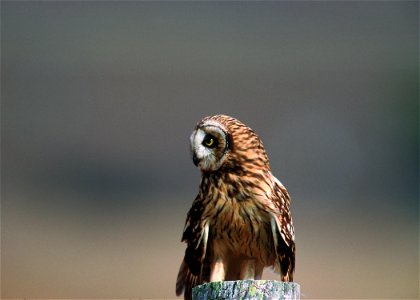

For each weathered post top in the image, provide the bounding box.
[192,280,300,300]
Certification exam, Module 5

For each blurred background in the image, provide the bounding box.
[1,1,418,299]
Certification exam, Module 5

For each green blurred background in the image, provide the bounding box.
[2,1,418,299]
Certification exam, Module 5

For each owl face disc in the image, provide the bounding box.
[190,120,229,172]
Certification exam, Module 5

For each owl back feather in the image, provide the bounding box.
[176,260,199,300]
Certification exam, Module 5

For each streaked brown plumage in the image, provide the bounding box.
[176,115,295,299]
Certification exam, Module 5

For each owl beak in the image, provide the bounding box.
[192,153,201,166]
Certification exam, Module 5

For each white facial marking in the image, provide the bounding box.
[190,125,227,172]
[191,129,216,171]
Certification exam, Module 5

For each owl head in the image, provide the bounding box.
[190,115,270,172]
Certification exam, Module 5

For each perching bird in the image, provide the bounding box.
[176,115,295,300]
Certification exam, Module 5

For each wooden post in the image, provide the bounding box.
[192,280,300,300]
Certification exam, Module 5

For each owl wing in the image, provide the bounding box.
[269,177,296,281]
[176,196,210,299]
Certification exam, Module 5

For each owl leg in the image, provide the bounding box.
[254,262,264,280]
[239,258,263,280]
[210,257,226,282]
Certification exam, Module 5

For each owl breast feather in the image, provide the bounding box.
[206,190,277,265]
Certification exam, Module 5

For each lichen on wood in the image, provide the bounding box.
[192,280,300,300]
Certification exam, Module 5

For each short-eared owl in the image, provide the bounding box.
[176,115,295,300]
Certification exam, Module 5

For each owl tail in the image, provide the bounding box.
[176,260,200,300]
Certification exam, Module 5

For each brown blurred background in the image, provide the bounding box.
[1,1,418,299]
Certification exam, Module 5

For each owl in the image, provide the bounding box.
[176,115,295,300]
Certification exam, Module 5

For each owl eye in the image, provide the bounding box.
[203,134,218,148]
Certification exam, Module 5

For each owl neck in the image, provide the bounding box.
[200,161,272,201]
